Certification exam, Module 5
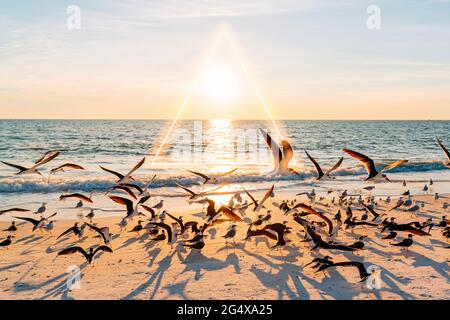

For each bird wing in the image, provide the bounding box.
[256,185,274,212]
[217,206,243,222]
[1,161,28,172]
[298,204,334,235]
[165,212,183,229]
[198,185,224,197]
[58,246,88,260]
[437,137,450,160]
[93,245,113,255]
[175,183,197,196]
[84,222,104,240]
[342,148,376,176]
[109,196,134,213]
[305,151,324,179]
[325,157,344,176]
[100,166,124,180]
[187,169,210,182]
[280,140,294,167]
[34,150,59,164]
[360,203,380,220]
[57,226,76,239]
[50,163,84,175]
[259,128,283,164]
[110,186,137,200]
[32,151,60,169]
[0,208,30,215]
[241,186,258,210]
[125,157,145,178]
[380,160,408,173]
[60,193,93,203]
[147,222,172,242]
[141,205,156,217]
[122,183,143,194]
[386,201,404,213]
[217,168,238,176]
[13,216,39,226]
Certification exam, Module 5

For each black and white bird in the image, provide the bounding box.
[304,150,343,180]
[3,221,17,233]
[57,245,113,264]
[390,234,413,250]
[316,261,381,282]
[342,148,408,182]
[14,212,57,232]
[1,151,60,176]
[0,235,13,249]
[100,157,145,184]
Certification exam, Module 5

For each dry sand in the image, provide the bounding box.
[0,193,449,300]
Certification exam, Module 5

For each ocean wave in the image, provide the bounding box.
[0,161,448,194]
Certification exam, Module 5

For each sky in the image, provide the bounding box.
[0,0,449,120]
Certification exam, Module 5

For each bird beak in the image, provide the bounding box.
[384,176,391,182]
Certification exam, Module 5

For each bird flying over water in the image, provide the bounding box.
[1,151,60,176]
[305,151,343,180]
[100,157,145,184]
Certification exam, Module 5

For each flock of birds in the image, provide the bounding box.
[0,130,450,285]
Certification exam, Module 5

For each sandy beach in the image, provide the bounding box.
[1,192,448,300]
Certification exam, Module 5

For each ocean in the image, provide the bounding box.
[1,119,449,216]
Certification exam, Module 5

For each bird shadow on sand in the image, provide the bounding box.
[237,247,309,300]
[177,249,241,281]
[122,250,177,300]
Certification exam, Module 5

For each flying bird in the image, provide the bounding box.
[304,151,343,180]
[436,137,450,168]
[58,245,113,264]
[342,148,408,182]
[100,157,145,184]
[259,128,299,176]
[1,151,60,176]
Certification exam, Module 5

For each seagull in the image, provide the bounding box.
[205,199,243,223]
[57,245,113,264]
[285,203,333,235]
[436,137,450,168]
[100,157,145,184]
[223,225,237,245]
[186,168,238,184]
[1,151,60,176]
[259,128,299,176]
[85,209,95,222]
[14,212,57,232]
[34,203,47,215]
[304,151,343,180]
[342,148,408,182]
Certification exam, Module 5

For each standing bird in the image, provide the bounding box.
[391,234,414,250]
[0,235,13,249]
[3,221,17,233]
[342,148,408,182]
[182,235,206,250]
[223,225,237,245]
[34,203,47,215]
[304,151,343,180]
[57,245,113,264]
[381,231,397,240]
[1,151,60,176]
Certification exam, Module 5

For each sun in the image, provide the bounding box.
[201,63,238,101]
